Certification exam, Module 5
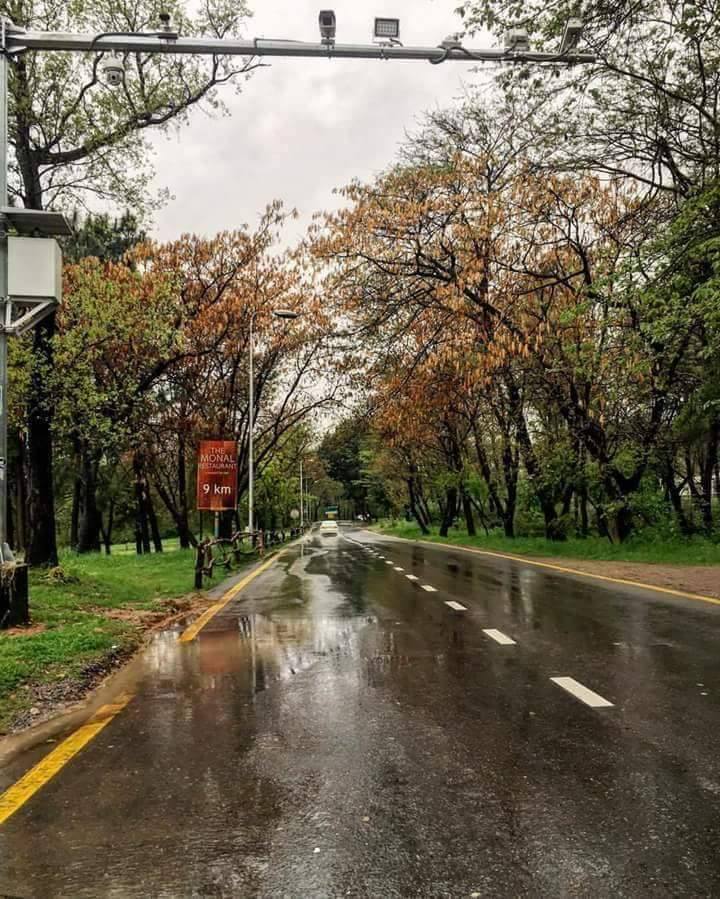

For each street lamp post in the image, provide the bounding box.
[299,459,304,531]
[247,311,255,537]
[247,309,299,539]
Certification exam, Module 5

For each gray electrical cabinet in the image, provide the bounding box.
[8,236,63,303]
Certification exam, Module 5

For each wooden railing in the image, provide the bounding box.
[193,527,309,589]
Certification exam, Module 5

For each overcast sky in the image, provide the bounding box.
[149,0,489,244]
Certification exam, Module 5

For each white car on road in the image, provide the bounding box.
[319,520,339,536]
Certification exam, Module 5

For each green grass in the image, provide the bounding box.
[0,546,198,732]
[375,521,720,566]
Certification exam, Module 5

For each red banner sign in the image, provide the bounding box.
[197,440,238,511]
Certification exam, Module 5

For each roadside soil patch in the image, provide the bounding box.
[540,559,720,599]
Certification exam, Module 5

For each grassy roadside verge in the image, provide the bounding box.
[0,548,200,733]
[374,521,720,566]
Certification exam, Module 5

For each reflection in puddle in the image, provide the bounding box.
[235,612,377,694]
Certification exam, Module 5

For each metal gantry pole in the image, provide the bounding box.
[7,31,595,65]
[247,313,255,537]
[0,51,8,561]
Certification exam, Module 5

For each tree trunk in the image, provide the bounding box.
[472,424,505,522]
[153,478,198,549]
[469,495,490,535]
[407,478,430,535]
[77,447,102,553]
[462,490,476,537]
[541,497,565,541]
[70,475,81,550]
[100,498,115,555]
[177,438,192,547]
[699,418,718,534]
[662,462,694,537]
[603,474,635,544]
[147,489,163,553]
[439,486,458,538]
[502,442,518,538]
[133,454,151,555]
[505,373,562,540]
[26,317,59,567]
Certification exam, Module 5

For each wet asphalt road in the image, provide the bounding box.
[1,526,720,898]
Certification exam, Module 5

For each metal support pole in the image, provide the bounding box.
[0,51,8,561]
[248,313,255,537]
[300,459,304,531]
[214,511,220,540]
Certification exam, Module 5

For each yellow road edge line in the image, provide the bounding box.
[380,533,720,608]
[0,692,134,827]
[178,548,290,643]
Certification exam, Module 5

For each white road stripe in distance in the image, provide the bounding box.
[445,601,466,611]
[551,677,614,708]
[394,567,404,572]
[406,575,419,581]
[421,585,437,593]
[483,629,516,646]
[385,561,394,565]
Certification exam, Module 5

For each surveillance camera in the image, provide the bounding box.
[158,11,179,41]
[560,17,584,54]
[440,34,463,50]
[504,29,530,53]
[319,9,336,44]
[100,54,125,87]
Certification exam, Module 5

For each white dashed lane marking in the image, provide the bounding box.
[445,601,466,611]
[385,561,394,566]
[421,585,437,593]
[394,567,404,572]
[483,629,516,646]
[551,677,614,708]
[406,575,419,581]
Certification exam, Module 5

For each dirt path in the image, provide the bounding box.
[534,558,720,600]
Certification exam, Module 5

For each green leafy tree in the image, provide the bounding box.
[457,0,720,201]
[2,0,262,565]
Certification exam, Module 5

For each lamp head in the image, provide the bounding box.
[318,10,336,44]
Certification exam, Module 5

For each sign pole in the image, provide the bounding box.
[0,50,8,559]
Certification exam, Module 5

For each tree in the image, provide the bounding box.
[313,89,718,542]
[136,214,341,547]
[319,416,390,520]
[52,255,177,552]
[457,0,720,202]
[57,212,147,552]
[4,0,262,565]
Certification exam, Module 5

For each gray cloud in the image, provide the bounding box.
[149,0,488,244]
